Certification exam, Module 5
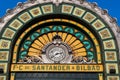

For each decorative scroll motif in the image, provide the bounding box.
[18,55,43,63]
[72,56,95,64]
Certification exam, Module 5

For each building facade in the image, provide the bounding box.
[0,0,120,80]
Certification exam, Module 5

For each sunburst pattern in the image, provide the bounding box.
[28,32,87,57]
[19,25,95,61]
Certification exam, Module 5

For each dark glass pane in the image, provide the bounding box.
[15,73,99,80]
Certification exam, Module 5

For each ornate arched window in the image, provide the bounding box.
[0,0,119,80]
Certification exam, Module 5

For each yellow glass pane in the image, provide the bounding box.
[52,32,57,37]
[67,37,76,45]
[38,37,46,45]
[47,32,53,42]
[70,40,81,47]
[71,43,83,50]
[31,43,43,50]
[34,40,44,46]
[58,32,63,37]
[28,52,41,56]
[73,48,86,53]
[74,52,87,57]
[61,33,67,41]
[65,34,72,43]
[42,34,50,43]
[29,48,40,53]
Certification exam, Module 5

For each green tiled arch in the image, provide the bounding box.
[0,2,119,80]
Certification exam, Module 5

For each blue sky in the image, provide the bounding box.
[0,0,120,26]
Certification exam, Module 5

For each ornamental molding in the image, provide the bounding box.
[0,0,120,56]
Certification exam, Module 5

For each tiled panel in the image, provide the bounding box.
[9,19,23,30]
[0,51,9,61]
[29,7,42,17]
[103,40,116,49]
[41,5,53,14]
[92,19,105,30]
[19,12,32,23]
[0,39,11,49]
[62,4,73,14]
[106,63,118,74]
[83,12,96,23]
[107,76,119,80]
[2,28,15,39]
[0,76,6,80]
[99,28,112,39]
[72,7,85,17]
[105,51,117,61]
[0,63,7,73]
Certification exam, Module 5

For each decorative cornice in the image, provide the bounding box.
[52,0,63,6]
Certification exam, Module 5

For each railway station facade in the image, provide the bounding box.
[0,0,120,80]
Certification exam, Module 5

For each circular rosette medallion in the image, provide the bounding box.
[42,35,72,63]
[47,46,66,62]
